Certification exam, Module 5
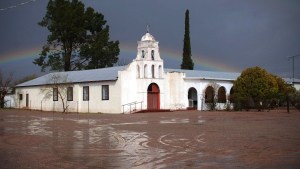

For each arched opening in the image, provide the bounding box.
[158,65,162,78]
[144,64,148,78]
[217,86,226,103]
[137,65,140,78]
[151,65,155,78]
[229,87,235,103]
[147,83,160,110]
[151,50,155,60]
[142,50,145,58]
[188,87,198,109]
[205,86,214,103]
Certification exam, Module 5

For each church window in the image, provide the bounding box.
[151,50,154,60]
[152,65,155,78]
[83,86,89,101]
[19,94,23,100]
[102,85,109,100]
[67,87,73,101]
[142,50,145,58]
[53,88,58,101]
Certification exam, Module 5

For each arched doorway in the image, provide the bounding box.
[147,83,160,110]
[188,87,197,109]
[229,87,235,103]
[217,86,226,103]
[205,86,214,103]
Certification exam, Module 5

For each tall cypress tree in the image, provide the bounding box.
[181,9,194,70]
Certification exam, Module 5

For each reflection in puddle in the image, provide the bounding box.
[160,118,190,124]
[2,114,210,168]
[26,118,53,136]
[160,116,205,124]
[109,121,148,126]
[2,115,168,168]
[75,119,99,125]
[4,116,53,136]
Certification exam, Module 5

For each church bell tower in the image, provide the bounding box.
[135,27,164,79]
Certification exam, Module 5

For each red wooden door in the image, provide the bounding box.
[147,93,158,110]
[147,83,160,110]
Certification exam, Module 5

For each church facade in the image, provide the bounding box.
[16,32,240,114]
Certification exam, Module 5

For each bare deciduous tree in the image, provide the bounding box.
[205,82,220,110]
[41,73,71,113]
[0,71,13,108]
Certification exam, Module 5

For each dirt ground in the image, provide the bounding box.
[0,108,299,169]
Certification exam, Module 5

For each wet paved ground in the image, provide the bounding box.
[0,109,300,169]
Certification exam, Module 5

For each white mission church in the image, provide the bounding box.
[14,32,259,113]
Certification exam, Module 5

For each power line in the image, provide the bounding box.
[287,54,300,84]
[0,0,38,11]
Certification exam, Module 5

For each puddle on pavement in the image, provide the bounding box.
[1,113,236,168]
[160,116,205,125]
[1,115,169,168]
[160,118,190,124]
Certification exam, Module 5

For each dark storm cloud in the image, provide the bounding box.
[0,0,299,79]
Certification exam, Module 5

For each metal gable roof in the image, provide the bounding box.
[282,78,300,84]
[17,66,241,87]
[16,66,127,87]
[164,68,240,80]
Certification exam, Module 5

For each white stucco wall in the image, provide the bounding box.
[196,79,234,110]
[165,72,186,110]
[76,81,121,113]
[119,62,166,113]
[15,80,121,114]
[294,83,300,91]
[4,95,16,108]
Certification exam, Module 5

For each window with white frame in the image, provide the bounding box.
[83,86,89,101]
[53,88,58,101]
[67,87,73,101]
[102,85,109,100]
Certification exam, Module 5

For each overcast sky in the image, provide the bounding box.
[0,0,300,80]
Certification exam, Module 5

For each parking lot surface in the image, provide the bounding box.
[0,109,299,168]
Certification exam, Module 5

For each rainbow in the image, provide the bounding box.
[0,43,240,72]
[0,46,41,64]
[120,43,240,72]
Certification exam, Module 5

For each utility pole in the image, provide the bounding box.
[287,54,300,84]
